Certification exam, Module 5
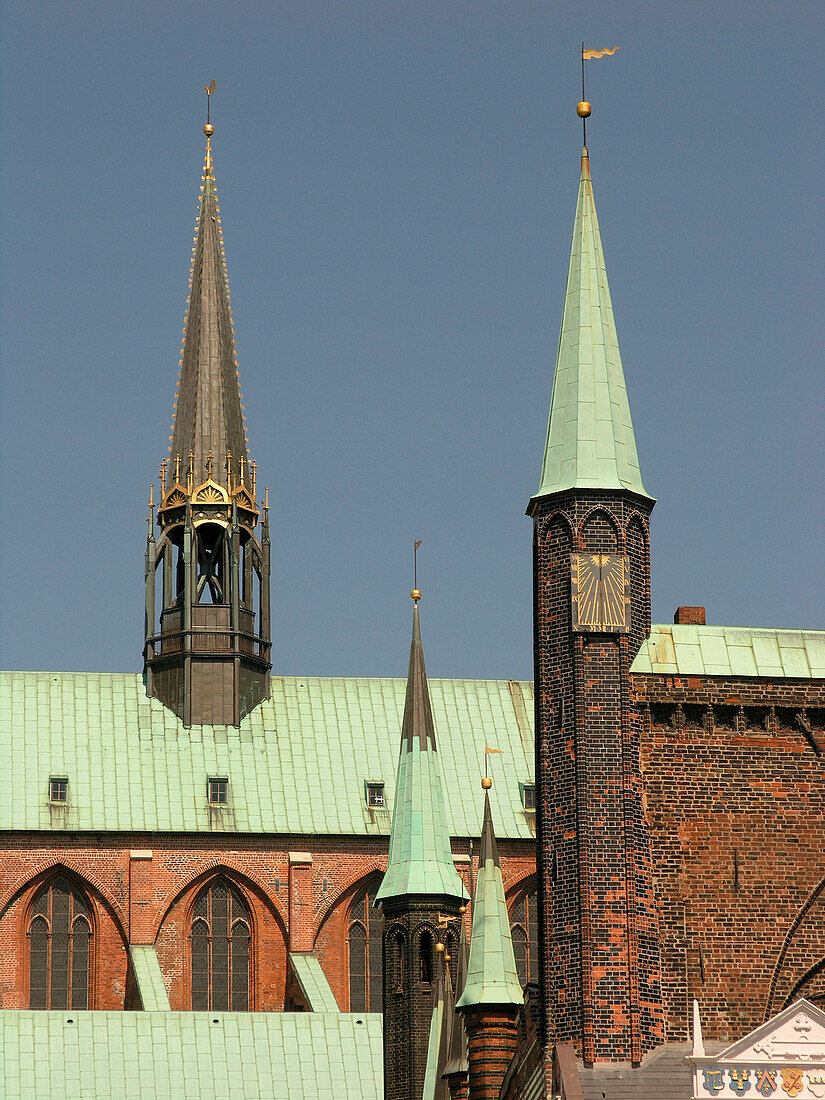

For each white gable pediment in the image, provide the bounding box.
[692,999,825,1098]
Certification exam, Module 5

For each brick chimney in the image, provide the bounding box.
[674,607,706,625]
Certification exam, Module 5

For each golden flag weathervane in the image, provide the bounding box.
[579,44,618,146]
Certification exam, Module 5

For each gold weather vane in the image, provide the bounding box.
[204,79,216,170]
[579,44,619,146]
[411,540,423,602]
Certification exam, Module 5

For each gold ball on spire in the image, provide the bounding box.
[204,123,215,137]
[436,942,445,954]
[481,776,492,790]
[411,589,422,602]
[577,101,592,119]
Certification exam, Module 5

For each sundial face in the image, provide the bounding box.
[570,553,629,633]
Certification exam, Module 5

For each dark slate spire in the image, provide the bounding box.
[168,136,250,493]
[145,114,271,726]
[376,599,468,906]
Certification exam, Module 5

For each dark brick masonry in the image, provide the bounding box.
[530,490,664,1064]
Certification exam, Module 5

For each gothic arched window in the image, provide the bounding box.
[190,878,251,1011]
[510,882,539,986]
[348,879,383,1012]
[28,876,92,1009]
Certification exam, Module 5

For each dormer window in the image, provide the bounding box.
[208,777,228,805]
[521,783,536,812]
[365,781,385,808]
[50,777,68,804]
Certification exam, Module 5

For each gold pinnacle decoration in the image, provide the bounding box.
[481,776,492,790]
[436,942,445,954]
[204,80,216,169]
[577,101,592,118]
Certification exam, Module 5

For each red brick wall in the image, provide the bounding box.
[0,833,535,1012]
[635,673,825,1044]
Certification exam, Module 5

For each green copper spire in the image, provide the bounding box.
[455,791,523,1009]
[529,148,651,505]
[376,602,469,906]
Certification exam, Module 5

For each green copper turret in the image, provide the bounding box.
[456,791,523,1010]
[376,601,468,905]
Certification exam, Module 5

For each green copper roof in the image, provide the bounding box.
[531,149,650,504]
[129,946,171,1010]
[289,953,340,1012]
[456,792,523,1010]
[0,1011,382,1099]
[376,606,468,905]
[0,672,535,839]
[443,915,469,1078]
[423,969,447,1100]
[631,625,825,679]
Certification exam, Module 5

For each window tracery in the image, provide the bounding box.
[347,879,383,1012]
[190,878,251,1010]
[28,876,91,1010]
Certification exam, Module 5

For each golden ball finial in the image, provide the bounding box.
[459,904,467,914]
[204,123,215,137]
[577,101,592,119]
[411,589,422,602]
[481,775,492,790]
[436,942,445,954]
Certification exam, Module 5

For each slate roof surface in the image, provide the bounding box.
[531,149,649,504]
[631,625,825,679]
[289,952,340,1012]
[578,1042,725,1100]
[0,672,535,838]
[0,1010,382,1100]
[168,149,249,490]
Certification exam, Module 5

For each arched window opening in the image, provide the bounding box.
[419,930,434,985]
[28,876,92,1010]
[347,879,383,1012]
[190,878,251,1011]
[510,884,539,986]
[195,524,227,605]
[390,929,406,994]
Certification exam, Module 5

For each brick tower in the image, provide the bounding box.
[526,145,663,1063]
[376,594,468,1100]
[144,114,271,725]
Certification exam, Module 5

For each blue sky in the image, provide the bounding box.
[1,2,823,678]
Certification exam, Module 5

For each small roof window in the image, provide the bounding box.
[208,777,228,805]
[521,782,536,812]
[50,777,68,804]
[364,780,385,808]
